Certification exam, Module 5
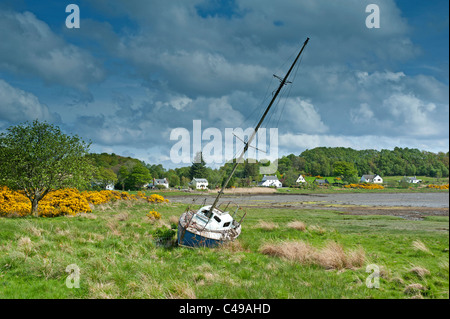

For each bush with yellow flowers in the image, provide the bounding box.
[0,186,139,217]
[81,190,136,204]
[426,184,449,190]
[39,188,92,217]
[0,186,31,217]
[147,210,161,220]
[344,183,384,190]
[147,194,169,204]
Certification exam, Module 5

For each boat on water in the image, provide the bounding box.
[177,37,310,248]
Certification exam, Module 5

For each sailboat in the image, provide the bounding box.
[177,37,310,248]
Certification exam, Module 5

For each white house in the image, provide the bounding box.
[360,174,383,184]
[296,174,306,183]
[404,176,422,184]
[147,178,169,189]
[105,183,115,191]
[258,175,282,188]
[190,178,209,190]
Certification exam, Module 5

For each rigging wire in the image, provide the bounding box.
[227,43,306,164]
[275,53,303,129]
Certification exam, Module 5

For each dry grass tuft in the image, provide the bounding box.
[167,283,197,299]
[260,240,366,270]
[254,220,279,230]
[287,221,306,231]
[409,266,430,278]
[260,241,315,264]
[115,212,129,221]
[77,213,97,219]
[404,283,426,295]
[20,223,43,237]
[17,237,33,255]
[217,240,248,253]
[412,240,433,255]
[308,225,326,234]
[106,220,121,236]
[169,216,179,225]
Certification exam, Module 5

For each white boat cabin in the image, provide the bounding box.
[192,205,233,231]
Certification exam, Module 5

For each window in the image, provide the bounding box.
[202,210,213,219]
[214,216,221,223]
[223,222,231,228]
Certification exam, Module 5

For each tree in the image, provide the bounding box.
[168,174,180,187]
[117,165,129,190]
[0,120,94,216]
[332,161,358,182]
[125,162,152,190]
[93,167,118,190]
[190,152,207,179]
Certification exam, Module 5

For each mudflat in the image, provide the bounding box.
[169,192,449,220]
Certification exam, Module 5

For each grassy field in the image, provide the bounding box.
[0,197,448,299]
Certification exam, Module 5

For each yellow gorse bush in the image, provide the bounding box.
[0,186,30,217]
[426,184,449,190]
[39,188,92,217]
[344,183,384,190]
[82,190,136,204]
[0,187,138,217]
[1,186,169,217]
[147,210,161,220]
[147,194,169,204]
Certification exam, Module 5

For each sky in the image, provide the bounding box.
[0,0,448,169]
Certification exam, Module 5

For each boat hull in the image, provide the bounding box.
[177,210,241,248]
[177,224,222,248]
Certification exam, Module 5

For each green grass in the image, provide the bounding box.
[0,198,448,299]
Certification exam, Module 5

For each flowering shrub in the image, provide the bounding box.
[0,186,30,217]
[147,194,169,204]
[344,183,384,190]
[426,184,449,190]
[137,191,147,199]
[40,188,92,217]
[0,187,137,217]
[147,210,161,220]
[82,190,136,204]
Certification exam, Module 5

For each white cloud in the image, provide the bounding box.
[279,133,449,155]
[0,79,58,123]
[350,103,375,124]
[0,10,104,91]
[283,98,328,133]
[383,93,439,136]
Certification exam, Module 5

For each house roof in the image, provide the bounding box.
[154,178,168,183]
[262,175,279,181]
[193,178,208,183]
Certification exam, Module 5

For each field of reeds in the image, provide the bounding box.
[0,190,448,299]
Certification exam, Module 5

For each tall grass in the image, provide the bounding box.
[260,240,365,270]
[0,199,448,299]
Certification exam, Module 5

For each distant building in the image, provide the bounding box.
[147,178,169,189]
[105,183,115,191]
[404,176,422,184]
[296,174,307,183]
[190,178,209,190]
[360,174,383,184]
[259,175,282,188]
[314,179,329,186]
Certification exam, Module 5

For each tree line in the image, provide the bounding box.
[89,147,449,190]
[1,121,448,196]
[3,121,446,216]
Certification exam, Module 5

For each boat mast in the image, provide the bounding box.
[209,37,310,214]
